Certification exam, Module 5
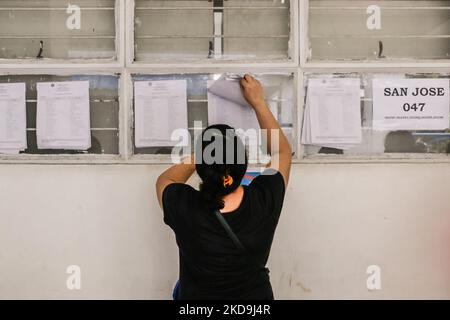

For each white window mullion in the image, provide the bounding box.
[299,0,309,67]
[125,0,136,66]
[116,0,126,67]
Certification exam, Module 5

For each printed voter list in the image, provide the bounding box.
[134,80,188,148]
[373,79,449,131]
[302,78,362,150]
[36,81,91,150]
[0,83,27,154]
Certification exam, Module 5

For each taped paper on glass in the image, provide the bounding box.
[208,75,251,108]
[302,78,362,149]
[134,80,188,148]
[372,79,450,131]
[0,83,27,154]
[36,81,91,150]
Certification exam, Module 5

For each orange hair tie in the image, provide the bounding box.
[223,175,233,188]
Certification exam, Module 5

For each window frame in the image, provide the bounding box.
[303,0,450,68]
[0,0,125,66]
[125,67,300,163]
[0,67,126,164]
[0,0,300,164]
[0,0,449,164]
[125,0,301,165]
[126,0,300,68]
[0,0,125,164]
[298,0,450,163]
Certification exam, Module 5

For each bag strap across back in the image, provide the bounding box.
[214,210,246,253]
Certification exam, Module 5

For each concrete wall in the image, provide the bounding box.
[0,163,449,299]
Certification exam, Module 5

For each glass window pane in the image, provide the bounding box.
[222,0,291,59]
[302,73,450,157]
[0,74,120,155]
[134,0,291,62]
[132,73,296,159]
[0,0,116,60]
[309,0,450,61]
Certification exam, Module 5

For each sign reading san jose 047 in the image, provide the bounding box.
[372,79,450,131]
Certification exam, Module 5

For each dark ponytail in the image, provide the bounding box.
[195,125,248,211]
[198,165,228,211]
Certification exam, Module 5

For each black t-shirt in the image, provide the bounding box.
[162,169,286,300]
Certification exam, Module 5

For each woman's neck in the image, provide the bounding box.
[221,185,245,214]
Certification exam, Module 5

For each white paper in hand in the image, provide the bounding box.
[207,80,261,159]
[208,75,251,108]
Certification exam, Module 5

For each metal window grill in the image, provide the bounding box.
[309,0,450,61]
[134,0,292,61]
[0,0,117,60]
[302,72,450,157]
[0,74,120,155]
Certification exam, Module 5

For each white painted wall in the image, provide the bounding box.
[0,164,449,299]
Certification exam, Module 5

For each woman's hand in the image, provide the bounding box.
[240,74,292,187]
[240,74,265,109]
